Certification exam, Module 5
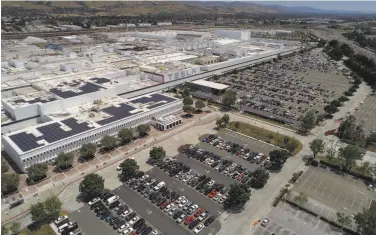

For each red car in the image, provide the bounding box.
[208,190,217,198]
[160,202,169,209]
[237,173,244,181]
[194,208,204,217]
[184,216,195,225]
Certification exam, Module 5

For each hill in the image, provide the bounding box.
[1,1,281,15]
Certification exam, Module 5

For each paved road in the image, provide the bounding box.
[114,185,192,235]
[176,154,236,186]
[70,206,117,235]
[147,168,224,217]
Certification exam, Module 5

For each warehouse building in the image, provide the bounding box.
[2,93,182,172]
[189,79,229,95]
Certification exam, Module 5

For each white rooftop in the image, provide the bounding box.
[191,79,229,90]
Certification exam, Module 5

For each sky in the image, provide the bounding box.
[253,1,376,13]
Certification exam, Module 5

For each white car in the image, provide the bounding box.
[178,199,188,208]
[146,179,156,186]
[88,197,100,206]
[261,218,270,227]
[121,209,133,218]
[54,215,68,225]
[150,231,158,235]
[116,166,122,171]
[190,204,198,211]
[176,196,186,204]
[168,206,178,216]
[194,224,205,234]
[129,216,139,225]
[118,223,130,233]
[164,204,174,212]
[122,228,133,235]
[198,212,208,222]
[176,213,187,224]
[207,180,215,186]
[140,174,149,181]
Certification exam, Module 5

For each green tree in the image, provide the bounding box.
[359,161,371,174]
[183,105,194,117]
[300,110,317,133]
[269,150,290,167]
[324,103,339,114]
[221,114,230,126]
[182,88,190,97]
[1,173,20,195]
[119,159,139,181]
[80,143,97,160]
[136,124,151,137]
[55,152,74,169]
[222,90,237,108]
[294,192,308,206]
[309,139,325,158]
[26,163,48,183]
[338,96,350,102]
[224,183,251,209]
[249,168,270,189]
[216,118,223,128]
[100,135,117,151]
[118,128,133,144]
[183,97,194,106]
[2,225,9,235]
[330,100,342,107]
[44,196,62,220]
[366,133,376,147]
[79,173,104,198]
[338,144,361,170]
[30,202,46,222]
[327,148,336,162]
[195,100,205,111]
[354,208,376,235]
[149,146,166,162]
[336,212,352,230]
[337,115,365,144]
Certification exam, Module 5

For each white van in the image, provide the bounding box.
[153,181,165,191]
[58,222,72,233]
[106,195,119,205]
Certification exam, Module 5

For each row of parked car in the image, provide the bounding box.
[202,135,272,168]
[88,192,160,235]
[157,158,229,204]
[184,145,258,186]
[54,216,80,235]
[125,173,216,234]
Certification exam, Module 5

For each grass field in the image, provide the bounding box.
[227,121,302,155]
[19,224,55,235]
[318,155,373,178]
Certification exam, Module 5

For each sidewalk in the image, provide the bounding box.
[1,112,219,225]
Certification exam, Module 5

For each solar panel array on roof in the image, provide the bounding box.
[97,103,143,126]
[146,103,166,109]
[49,82,105,99]
[89,77,111,84]
[130,93,176,104]
[8,118,94,152]
[12,97,57,105]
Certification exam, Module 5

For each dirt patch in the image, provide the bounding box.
[64,168,80,177]
[75,163,90,172]
[20,185,38,197]
[51,173,67,183]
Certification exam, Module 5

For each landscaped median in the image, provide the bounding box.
[227,121,302,156]
[318,155,374,182]
[19,224,55,235]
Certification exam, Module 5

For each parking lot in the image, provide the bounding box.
[292,166,376,215]
[208,49,352,125]
[253,201,346,235]
[354,94,376,135]
[70,206,116,235]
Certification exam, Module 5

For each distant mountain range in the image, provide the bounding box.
[1,1,372,15]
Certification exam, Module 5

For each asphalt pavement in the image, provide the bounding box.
[70,206,117,235]
[176,154,236,186]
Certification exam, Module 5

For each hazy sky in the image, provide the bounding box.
[253,1,376,13]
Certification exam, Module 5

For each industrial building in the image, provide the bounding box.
[189,79,229,95]
[1,29,303,171]
[2,93,182,172]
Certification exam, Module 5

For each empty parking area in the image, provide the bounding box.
[253,201,345,235]
[70,206,116,235]
[354,94,376,134]
[293,166,376,214]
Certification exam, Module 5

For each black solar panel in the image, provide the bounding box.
[97,103,142,126]
[8,118,94,152]
[146,103,165,109]
[130,94,176,104]
[89,77,111,84]
[49,82,105,99]
[12,97,57,105]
